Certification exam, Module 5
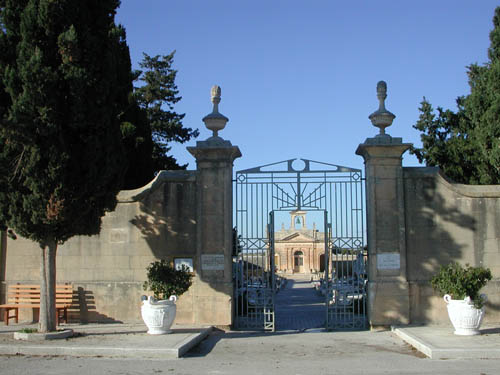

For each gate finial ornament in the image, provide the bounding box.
[203,85,229,138]
[369,80,395,137]
[211,85,221,108]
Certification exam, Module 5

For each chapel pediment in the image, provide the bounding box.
[278,231,316,242]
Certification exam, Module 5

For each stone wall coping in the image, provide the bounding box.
[117,170,196,203]
[403,167,500,198]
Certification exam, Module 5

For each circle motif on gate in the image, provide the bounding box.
[291,159,306,171]
[237,174,246,182]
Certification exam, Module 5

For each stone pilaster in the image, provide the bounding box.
[356,81,412,327]
[186,86,241,327]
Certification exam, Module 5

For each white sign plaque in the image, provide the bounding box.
[201,254,225,271]
[174,258,193,272]
[377,253,400,270]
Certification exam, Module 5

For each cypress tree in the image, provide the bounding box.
[0,0,132,331]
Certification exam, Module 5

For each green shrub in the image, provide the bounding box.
[430,263,492,308]
[143,260,193,300]
[19,328,37,333]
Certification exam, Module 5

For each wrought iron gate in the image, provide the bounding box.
[233,158,366,331]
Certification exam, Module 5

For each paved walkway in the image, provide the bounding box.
[393,325,500,359]
[275,274,325,331]
[0,323,211,359]
[2,325,500,374]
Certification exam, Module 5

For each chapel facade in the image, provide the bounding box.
[274,211,326,275]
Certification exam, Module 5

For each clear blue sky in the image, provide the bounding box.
[116,1,499,173]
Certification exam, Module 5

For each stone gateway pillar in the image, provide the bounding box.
[187,86,241,327]
[356,81,412,327]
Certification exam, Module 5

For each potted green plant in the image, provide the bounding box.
[141,260,193,335]
[431,262,492,335]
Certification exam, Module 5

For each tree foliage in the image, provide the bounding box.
[0,0,132,331]
[412,7,500,185]
[121,52,199,189]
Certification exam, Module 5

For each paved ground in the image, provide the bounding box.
[0,323,211,359]
[393,325,500,359]
[275,275,326,331]
[2,328,500,375]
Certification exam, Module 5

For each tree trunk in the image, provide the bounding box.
[39,238,57,332]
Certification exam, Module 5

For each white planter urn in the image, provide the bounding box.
[141,295,177,334]
[444,294,486,336]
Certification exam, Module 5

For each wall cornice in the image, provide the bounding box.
[403,167,500,198]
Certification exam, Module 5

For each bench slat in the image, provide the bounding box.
[0,304,72,308]
[8,294,73,300]
[8,289,73,292]
[6,299,73,304]
[8,284,71,288]
[7,290,72,294]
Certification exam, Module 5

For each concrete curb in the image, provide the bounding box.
[0,344,180,359]
[176,326,212,357]
[14,329,74,341]
[392,326,433,358]
[0,327,213,359]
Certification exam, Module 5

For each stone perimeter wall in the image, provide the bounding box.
[0,170,229,325]
[404,167,500,324]
[2,152,499,328]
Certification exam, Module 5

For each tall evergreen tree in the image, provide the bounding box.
[412,7,500,185]
[0,0,132,331]
[122,52,198,188]
[120,92,154,190]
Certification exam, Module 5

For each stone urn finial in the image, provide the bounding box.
[376,81,387,109]
[211,85,221,106]
[203,85,228,138]
[369,80,395,136]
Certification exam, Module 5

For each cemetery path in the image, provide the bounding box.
[274,274,325,331]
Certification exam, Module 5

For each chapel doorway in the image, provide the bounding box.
[293,251,304,273]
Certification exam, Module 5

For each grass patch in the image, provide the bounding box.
[18,328,37,334]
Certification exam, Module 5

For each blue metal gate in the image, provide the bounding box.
[233,158,366,331]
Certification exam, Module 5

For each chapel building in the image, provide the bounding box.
[274,211,326,275]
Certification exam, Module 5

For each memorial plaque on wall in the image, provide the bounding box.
[201,254,225,271]
[109,228,128,243]
[377,253,400,270]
